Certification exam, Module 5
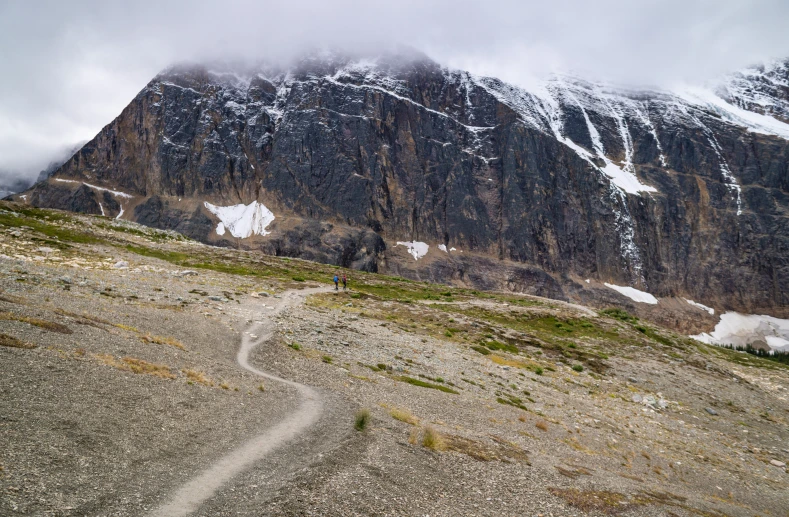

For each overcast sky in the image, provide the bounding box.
[2,0,788,182]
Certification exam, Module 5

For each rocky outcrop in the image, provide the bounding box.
[22,50,789,315]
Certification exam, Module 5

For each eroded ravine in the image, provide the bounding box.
[149,287,327,517]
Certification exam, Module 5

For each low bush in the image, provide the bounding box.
[354,408,371,431]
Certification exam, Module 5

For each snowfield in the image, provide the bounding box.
[692,312,789,352]
[396,241,429,260]
[604,283,658,304]
[204,201,275,238]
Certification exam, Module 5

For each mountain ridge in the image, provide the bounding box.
[18,50,789,319]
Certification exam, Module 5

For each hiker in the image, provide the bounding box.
[333,274,339,290]
[342,273,348,290]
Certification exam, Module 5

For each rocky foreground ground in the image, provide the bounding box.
[1,203,787,517]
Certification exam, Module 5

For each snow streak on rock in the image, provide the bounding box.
[203,201,275,238]
[676,106,743,216]
[633,105,668,167]
[685,298,714,315]
[54,179,133,199]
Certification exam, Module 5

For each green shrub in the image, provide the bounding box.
[354,409,371,431]
[572,364,584,372]
[471,345,490,355]
[399,376,458,394]
[600,307,638,323]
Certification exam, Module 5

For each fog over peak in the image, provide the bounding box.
[2,0,788,183]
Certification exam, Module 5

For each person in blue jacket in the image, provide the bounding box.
[333,274,339,290]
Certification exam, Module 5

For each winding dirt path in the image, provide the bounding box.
[149,287,327,517]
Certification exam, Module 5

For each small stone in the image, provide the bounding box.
[112,260,129,269]
[705,408,718,415]
[59,276,72,284]
[208,296,223,302]
[628,377,638,383]
[770,459,786,468]
[174,270,198,277]
[632,394,642,403]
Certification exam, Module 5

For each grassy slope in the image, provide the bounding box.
[1,201,786,375]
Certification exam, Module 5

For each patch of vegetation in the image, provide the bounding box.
[471,345,491,355]
[182,368,213,386]
[701,342,789,370]
[547,488,645,515]
[288,342,302,351]
[720,344,789,365]
[535,420,549,432]
[291,276,305,282]
[555,465,593,479]
[0,312,72,334]
[399,376,459,394]
[600,308,639,324]
[497,393,528,411]
[94,354,175,379]
[322,355,333,364]
[0,206,102,245]
[141,334,186,350]
[0,333,36,349]
[388,407,419,425]
[572,364,584,372]
[113,323,139,332]
[354,408,371,431]
[482,339,518,353]
[421,426,446,451]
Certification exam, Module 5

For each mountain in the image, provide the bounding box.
[0,175,34,199]
[0,142,86,198]
[34,141,88,183]
[19,50,789,317]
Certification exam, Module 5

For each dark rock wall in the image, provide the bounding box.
[27,55,789,312]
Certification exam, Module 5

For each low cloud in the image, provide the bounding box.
[2,0,788,181]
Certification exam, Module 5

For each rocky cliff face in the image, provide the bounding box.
[22,51,789,314]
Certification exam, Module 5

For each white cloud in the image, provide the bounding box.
[2,0,788,180]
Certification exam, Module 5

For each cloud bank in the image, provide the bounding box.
[2,0,788,182]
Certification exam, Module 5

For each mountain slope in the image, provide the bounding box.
[20,50,789,315]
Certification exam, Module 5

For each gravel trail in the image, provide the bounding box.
[149,287,328,517]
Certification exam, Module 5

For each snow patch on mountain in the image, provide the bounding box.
[604,283,658,304]
[675,85,789,141]
[685,299,714,315]
[396,241,429,260]
[693,312,789,351]
[203,201,275,238]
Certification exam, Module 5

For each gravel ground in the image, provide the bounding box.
[1,219,788,516]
